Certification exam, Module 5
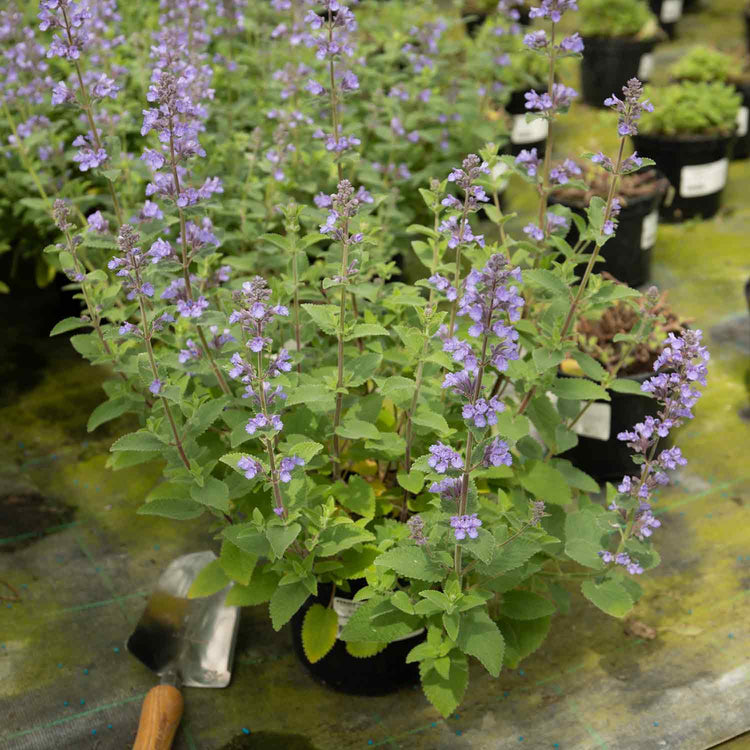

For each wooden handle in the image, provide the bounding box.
[132,684,184,750]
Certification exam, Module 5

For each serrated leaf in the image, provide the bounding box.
[50,317,89,336]
[137,497,204,520]
[190,477,230,512]
[225,566,278,606]
[552,458,599,493]
[286,440,324,463]
[345,352,381,387]
[286,384,334,408]
[302,303,339,335]
[334,475,376,517]
[269,580,310,630]
[463,527,495,565]
[497,615,551,668]
[519,460,572,505]
[564,509,606,568]
[347,323,390,340]
[266,523,302,559]
[411,408,452,435]
[187,559,230,599]
[581,578,634,618]
[501,590,556,620]
[374,545,444,582]
[379,376,415,408]
[419,651,469,718]
[457,609,504,677]
[111,430,166,452]
[523,269,570,298]
[302,603,339,663]
[571,351,608,381]
[87,397,137,432]
[336,419,381,441]
[219,539,256,586]
[397,469,425,494]
[610,378,650,396]
[188,397,230,438]
[345,641,387,658]
[551,377,610,402]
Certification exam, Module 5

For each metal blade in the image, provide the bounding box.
[126,551,240,688]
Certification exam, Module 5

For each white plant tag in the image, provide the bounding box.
[737,106,749,138]
[491,161,509,180]
[660,0,682,22]
[637,53,654,81]
[573,402,612,442]
[640,209,659,250]
[511,114,548,145]
[333,596,424,642]
[679,158,728,198]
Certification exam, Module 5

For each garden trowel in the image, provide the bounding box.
[126,550,240,750]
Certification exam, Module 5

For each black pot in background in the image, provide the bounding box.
[745,8,750,55]
[506,88,548,157]
[580,37,658,108]
[631,132,734,222]
[549,179,665,288]
[649,0,683,38]
[463,10,488,37]
[559,371,666,482]
[290,581,423,696]
[732,81,750,160]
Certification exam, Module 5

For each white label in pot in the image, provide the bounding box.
[333,596,425,642]
[660,0,682,22]
[640,209,659,250]
[679,158,728,198]
[737,106,749,138]
[637,53,654,81]
[511,114,548,145]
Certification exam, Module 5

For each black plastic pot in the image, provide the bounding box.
[462,10,488,37]
[290,582,424,695]
[631,132,734,222]
[580,37,658,108]
[560,371,666,482]
[649,0,683,38]
[733,81,750,160]
[506,88,548,157]
[745,8,750,55]
[549,178,665,287]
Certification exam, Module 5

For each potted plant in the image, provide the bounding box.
[558,286,687,481]
[632,80,741,221]
[549,162,669,287]
[648,0,683,38]
[578,0,662,108]
[670,46,750,160]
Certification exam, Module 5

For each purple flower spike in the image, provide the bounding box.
[428,442,464,473]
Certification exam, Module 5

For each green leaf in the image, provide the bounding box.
[463,527,495,565]
[302,303,339,335]
[137,497,204,520]
[336,419,381,441]
[316,524,374,556]
[456,609,504,677]
[269,580,311,630]
[111,430,166,452]
[286,384,334,409]
[187,559,230,599]
[532,348,564,374]
[379,376,416,409]
[345,641,387,658]
[519,460,572,505]
[225,566,278,606]
[223,524,271,559]
[581,578,634,618]
[411,408,452,435]
[87,397,137,432]
[564,509,606,569]
[334,475,376,517]
[188,397,230,437]
[219,539,256,586]
[419,651,469,718]
[523,269,570,298]
[190,477,230,513]
[551,459,599,493]
[609,378,651,396]
[397,469,425,495]
[497,615,551,668]
[374,545,444,582]
[302,604,339,663]
[551,377,610,401]
[338,597,421,643]
[501,590,556,620]
[266,523,302,559]
[346,323,390,340]
[285,440,325,463]
[571,351,608,381]
[50,317,89,336]
[344,352,381,387]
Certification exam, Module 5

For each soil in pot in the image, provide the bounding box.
[290,581,424,696]
[550,167,668,287]
[631,132,734,222]
[649,0,682,38]
[506,88,548,157]
[580,37,658,109]
[559,293,683,481]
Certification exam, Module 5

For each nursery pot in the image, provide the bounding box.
[290,582,424,695]
[506,88,548,157]
[559,371,666,482]
[631,132,734,222]
[732,81,750,160]
[580,37,658,108]
[649,0,683,38]
[549,179,664,288]
[745,8,750,56]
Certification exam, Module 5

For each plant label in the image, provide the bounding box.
[637,53,654,81]
[511,115,548,145]
[660,0,682,22]
[571,402,612,442]
[737,106,749,138]
[679,158,728,198]
[640,210,658,250]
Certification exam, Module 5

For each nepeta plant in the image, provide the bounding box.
[13,0,709,720]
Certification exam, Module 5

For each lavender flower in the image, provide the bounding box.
[528,0,578,22]
[427,442,464,473]
[462,396,505,428]
[407,514,427,545]
[482,438,512,468]
[450,514,482,541]
[279,455,304,483]
[515,148,542,178]
[604,78,653,137]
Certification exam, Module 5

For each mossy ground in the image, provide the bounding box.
[2,0,750,747]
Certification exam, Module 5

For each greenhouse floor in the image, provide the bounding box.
[2,3,750,749]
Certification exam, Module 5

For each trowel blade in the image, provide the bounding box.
[126,550,239,688]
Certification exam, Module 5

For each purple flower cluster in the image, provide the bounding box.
[427,442,464,473]
[437,155,490,250]
[407,514,427,546]
[515,148,542,178]
[598,550,643,575]
[528,0,578,22]
[108,225,158,302]
[462,396,505,428]
[604,78,653,137]
[525,83,578,114]
[450,513,482,541]
[482,437,513,468]
[1,9,54,105]
[318,179,365,246]
[524,212,569,242]
[523,29,583,53]
[402,19,447,73]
